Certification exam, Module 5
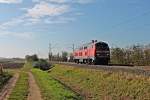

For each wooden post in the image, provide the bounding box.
[0,64,3,75]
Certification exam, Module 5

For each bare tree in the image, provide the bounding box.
[130,45,144,66]
[111,48,125,64]
[144,44,150,65]
[61,51,68,62]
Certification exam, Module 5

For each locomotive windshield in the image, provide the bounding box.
[96,42,109,51]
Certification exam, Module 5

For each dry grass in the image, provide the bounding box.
[48,64,150,100]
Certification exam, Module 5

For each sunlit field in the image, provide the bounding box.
[48,64,150,100]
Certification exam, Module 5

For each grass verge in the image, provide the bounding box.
[8,71,28,100]
[48,64,150,100]
[31,68,82,100]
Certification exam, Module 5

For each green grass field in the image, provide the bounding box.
[8,71,29,100]
[31,68,82,100]
[5,62,150,100]
[48,64,150,100]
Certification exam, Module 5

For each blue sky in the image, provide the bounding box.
[0,0,150,58]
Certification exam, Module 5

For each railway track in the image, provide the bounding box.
[52,62,150,77]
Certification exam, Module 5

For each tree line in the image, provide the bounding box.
[111,44,150,66]
[49,51,73,62]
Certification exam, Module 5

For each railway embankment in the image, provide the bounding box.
[48,64,150,100]
[53,62,150,77]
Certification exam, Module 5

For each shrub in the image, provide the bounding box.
[33,59,51,71]
[25,54,39,62]
[0,72,12,91]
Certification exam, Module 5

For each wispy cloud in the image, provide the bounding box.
[26,2,70,18]
[44,16,75,24]
[0,31,34,39]
[32,0,94,4]
[0,0,94,30]
[75,0,94,4]
[33,0,67,3]
[0,16,24,29]
[0,1,73,28]
[0,0,22,4]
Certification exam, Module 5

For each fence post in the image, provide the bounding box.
[0,64,3,75]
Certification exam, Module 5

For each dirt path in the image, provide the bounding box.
[27,72,42,100]
[0,73,19,100]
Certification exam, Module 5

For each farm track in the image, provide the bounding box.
[0,73,19,100]
[53,62,150,77]
[27,72,42,100]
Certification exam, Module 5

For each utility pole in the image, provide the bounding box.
[72,44,75,53]
[71,44,75,62]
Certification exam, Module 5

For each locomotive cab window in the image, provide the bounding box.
[96,43,109,51]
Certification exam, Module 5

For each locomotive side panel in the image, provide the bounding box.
[87,44,95,60]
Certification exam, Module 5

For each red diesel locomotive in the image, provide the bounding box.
[73,40,110,65]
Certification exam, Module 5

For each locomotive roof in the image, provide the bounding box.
[83,41,107,46]
[75,41,108,50]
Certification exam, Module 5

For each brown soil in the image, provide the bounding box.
[27,72,42,100]
[0,73,19,100]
